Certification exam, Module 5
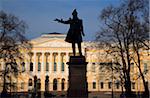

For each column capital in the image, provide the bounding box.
[45,52,50,56]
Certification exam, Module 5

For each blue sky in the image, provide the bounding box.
[1,0,120,41]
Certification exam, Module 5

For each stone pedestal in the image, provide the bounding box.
[67,56,88,98]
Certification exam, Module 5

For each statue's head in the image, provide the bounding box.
[72,9,78,16]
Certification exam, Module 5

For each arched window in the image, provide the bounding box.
[132,82,135,89]
[45,53,49,72]
[30,62,33,71]
[45,75,49,91]
[61,62,65,72]
[108,82,112,89]
[100,82,104,89]
[38,62,41,71]
[28,78,32,86]
[37,79,41,91]
[131,63,134,73]
[54,62,57,72]
[61,78,65,90]
[46,62,49,71]
[144,63,148,72]
[53,53,57,72]
[92,63,96,72]
[61,54,65,72]
[115,80,120,89]
[53,78,57,90]
[22,62,25,72]
[93,81,96,89]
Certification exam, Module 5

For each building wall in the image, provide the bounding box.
[0,33,149,93]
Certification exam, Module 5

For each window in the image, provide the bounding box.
[13,83,17,90]
[45,76,49,91]
[22,62,25,72]
[132,82,135,89]
[53,78,57,90]
[61,62,65,72]
[53,53,57,72]
[116,82,120,89]
[146,81,148,87]
[54,62,57,72]
[46,62,49,71]
[34,76,37,87]
[61,54,65,72]
[61,78,65,90]
[92,63,96,72]
[28,79,32,86]
[38,62,41,71]
[30,62,33,71]
[100,82,104,89]
[21,82,24,89]
[131,63,134,73]
[37,79,41,90]
[108,82,112,89]
[144,63,148,72]
[93,82,96,89]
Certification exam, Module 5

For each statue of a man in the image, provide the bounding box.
[55,9,85,56]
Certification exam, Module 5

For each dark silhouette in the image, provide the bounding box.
[0,11,32,98]
[96,0,149,98]
[54,9,85,56]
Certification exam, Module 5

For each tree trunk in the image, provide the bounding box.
[125,44,132,97]
[2,64,7,93]
[136,49,149,97]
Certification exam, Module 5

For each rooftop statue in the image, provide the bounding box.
[54,9,85,56]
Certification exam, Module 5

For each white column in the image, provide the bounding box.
[33,52,36,74]
[57,52,61,91]
[41,52,44,73]
[58,52,61,74]
[58,79,61,91]
[50,52,53,73]
[66,52,69,74]
[65,52,69,90]
[66,52,69,61]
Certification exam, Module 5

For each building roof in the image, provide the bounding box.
[47,32,62,34]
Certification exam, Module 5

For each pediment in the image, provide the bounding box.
[32,38,71,48]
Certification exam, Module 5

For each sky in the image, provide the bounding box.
[1,0,120,41]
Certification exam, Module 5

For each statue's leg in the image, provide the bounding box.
[78,42,82,56]
[72,43,75,56]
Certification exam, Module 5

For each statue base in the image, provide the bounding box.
[67,56,88,98]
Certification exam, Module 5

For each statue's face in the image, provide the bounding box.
[72,14,78,18]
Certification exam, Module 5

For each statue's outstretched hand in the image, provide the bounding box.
[54,18,59,22]
[54,18,64,23]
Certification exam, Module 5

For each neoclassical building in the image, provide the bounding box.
[0,33,150,96]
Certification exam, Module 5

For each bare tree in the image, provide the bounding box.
[96,0,149,97]
[131,1,150,96]
[0,11,32,96]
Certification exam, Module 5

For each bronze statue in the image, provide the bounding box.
[54,9,85,56]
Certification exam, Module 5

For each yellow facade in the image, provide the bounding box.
[0,33,150,94]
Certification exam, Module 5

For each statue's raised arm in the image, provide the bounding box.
[54,18,70,24]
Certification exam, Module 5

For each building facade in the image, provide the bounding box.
[0,33,150,96]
